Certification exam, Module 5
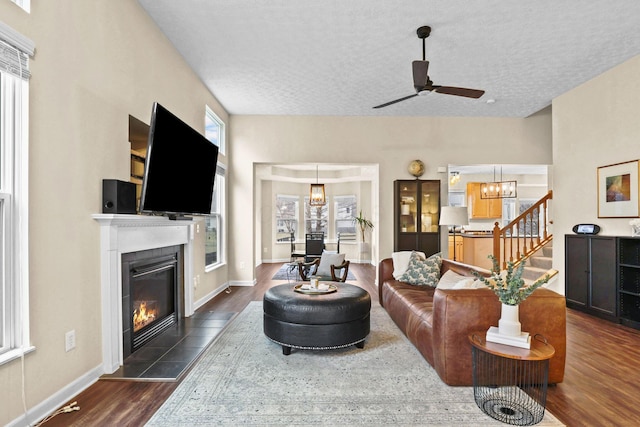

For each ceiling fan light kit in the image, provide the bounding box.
[373,25,485,109]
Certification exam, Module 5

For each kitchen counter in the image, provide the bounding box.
[460,235,494,269]
[459,232,493,238]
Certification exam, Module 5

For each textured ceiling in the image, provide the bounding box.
[137,0,640,118]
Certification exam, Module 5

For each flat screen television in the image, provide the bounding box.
[139,102,219,220]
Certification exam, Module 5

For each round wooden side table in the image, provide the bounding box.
[469,332,555,426]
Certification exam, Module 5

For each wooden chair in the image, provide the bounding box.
[290,232,305,261]
[304,232,324,262]
[297,255,350,282]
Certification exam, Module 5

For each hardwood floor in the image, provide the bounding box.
[41,262,640,427]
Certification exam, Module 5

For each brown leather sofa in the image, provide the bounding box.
[379,257,566,386]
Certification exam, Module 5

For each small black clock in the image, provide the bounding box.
[572,224,600,235]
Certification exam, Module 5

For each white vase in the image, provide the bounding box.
[498,303,522,337]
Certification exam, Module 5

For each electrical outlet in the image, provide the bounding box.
[193,276,198,289]
[240,261,246,269]
[65,330,76,352]
[196,223,200,233]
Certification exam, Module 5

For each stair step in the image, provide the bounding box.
[522,266,548,281]
[529,255,552,269]
[542,246,553,257]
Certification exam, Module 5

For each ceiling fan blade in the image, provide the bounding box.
[433,86,485,99]
[412,60,429,89]
[373,94,419,109]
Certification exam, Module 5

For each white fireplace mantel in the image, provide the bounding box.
[93,214,195,374]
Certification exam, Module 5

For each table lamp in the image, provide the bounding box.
[439,206,469,261]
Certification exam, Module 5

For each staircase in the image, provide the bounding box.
[491,190,558,284]
[522,243,553,282]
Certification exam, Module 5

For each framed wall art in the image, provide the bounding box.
[597,160,640,218]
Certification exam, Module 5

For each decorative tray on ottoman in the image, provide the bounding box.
[293,283,338,295]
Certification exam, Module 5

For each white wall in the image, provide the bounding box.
[552,54,640,294]
[0,2,228,425]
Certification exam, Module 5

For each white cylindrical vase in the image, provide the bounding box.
[498,303,522,337]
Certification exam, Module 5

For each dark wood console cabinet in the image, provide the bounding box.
[394,180,440,256]
[617,237,640,329]
[565,234,617,321]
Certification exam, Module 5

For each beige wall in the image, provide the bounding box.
[230,112,553,281]
[0,2,228,424]
[552,54,640,293]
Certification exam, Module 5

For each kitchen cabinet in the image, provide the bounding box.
[467,182,502,219]
[447,235,464,261]
[394,180,440,256]
[565,234,617,321]
[461,235,494,270]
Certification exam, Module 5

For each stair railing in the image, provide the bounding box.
[492,190,553,270]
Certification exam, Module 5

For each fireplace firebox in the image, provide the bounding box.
[121,245,183,358]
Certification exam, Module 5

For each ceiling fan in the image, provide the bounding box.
[373,26,485,109]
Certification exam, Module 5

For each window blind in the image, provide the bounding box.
[0,20,35,80]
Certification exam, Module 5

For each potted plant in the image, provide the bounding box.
[473,255,550,342]
[353,210,374,252]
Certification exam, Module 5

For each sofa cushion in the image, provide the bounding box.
[392,250,425,279]
[398,251,442,286]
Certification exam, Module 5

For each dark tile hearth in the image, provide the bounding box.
[102,310,236,381]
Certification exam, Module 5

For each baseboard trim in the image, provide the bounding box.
[228,279,256,287]
[8,365,103,427]
[193,283,230,311]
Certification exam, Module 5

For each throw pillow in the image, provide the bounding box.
[398,251,442,286]
[392,250,426,279]
[316,252,345,277]
[453,278,488,289]
[436,270,467,289]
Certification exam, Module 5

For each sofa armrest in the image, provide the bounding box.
[432,287,566,386]
[378,258,395,306]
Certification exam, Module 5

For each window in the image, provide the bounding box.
[275,195,299,242]
[205,165,225,269]
[517,199,540,237]
[304,196,328,235]
[0,29,34,363]
[334,195,356,234]
[9,0,30,13]
[205,105,225,156]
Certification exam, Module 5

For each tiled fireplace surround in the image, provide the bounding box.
[93,214,195,374]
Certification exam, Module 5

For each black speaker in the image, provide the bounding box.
[102,179,137,214]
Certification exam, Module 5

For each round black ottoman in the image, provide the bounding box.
[263,283,371,355]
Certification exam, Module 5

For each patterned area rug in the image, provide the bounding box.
[146,302,563,426]
[271,263,356,281]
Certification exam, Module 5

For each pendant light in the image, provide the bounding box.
[480,166,517,199]
[309,165,326,206]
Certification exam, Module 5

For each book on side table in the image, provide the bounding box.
[486,326,531,349]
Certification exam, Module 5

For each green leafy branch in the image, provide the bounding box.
[472,255,550,305]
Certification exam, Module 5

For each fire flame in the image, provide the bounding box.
[133,301,157,332]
